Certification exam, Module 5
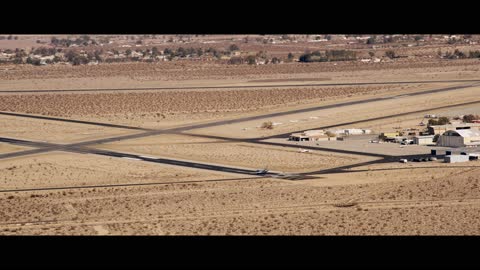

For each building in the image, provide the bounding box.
[437,129,480,147]
[379,132,400,141]
[331,129,371,136]
[428,123,480,135]
[413,135,435,145]
[288,130,335,142]
[444,155,470,163]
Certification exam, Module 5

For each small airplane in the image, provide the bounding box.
[299,148,310,153]
[255,167,269,175]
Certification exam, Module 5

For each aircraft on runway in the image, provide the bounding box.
[255,167,269,175]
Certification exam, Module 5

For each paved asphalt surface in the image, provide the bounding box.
[0,111,151,131]
[0,136,277,177]
[2,79,478,136]
[0,80,478,178]
[0,79,479,93]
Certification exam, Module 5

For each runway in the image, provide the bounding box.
[0,80,477,178]
[0,79,479,93]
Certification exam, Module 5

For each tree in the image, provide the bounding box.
[469,50,480,58]
[368,51,375,57]
[136,39,143,45]
[7,35,12,40]
[453,49,466,59]
[438,117,450,125]
[227,56,244,65]
[299,53,312,62]
[414,35,424,41]
[86,52,95,61]
[246,55,256,65]
[94,50,103,62]
[151,47,159,56]
[177,47,186,57]
[164,48,172,55]
[385,50,396,59]
[287,52,294,62]
[447,38,456,45]
[366,37,375,44]
[229,44,239,51]
[428,117,450,126]
[65,50,78,62]
[12,57,23,64]
[72,55,88,65]
[463,114,480,123]
[196,48,203,57]
[271,57,280,64]
[126,49,132,56]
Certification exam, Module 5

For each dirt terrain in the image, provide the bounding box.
[0,114,141,143]
[0,152,245,190]
[1,36,480,235]
[0,160,478,235]
[94,134,367,173]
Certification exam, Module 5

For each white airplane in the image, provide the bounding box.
[255,167,269,175]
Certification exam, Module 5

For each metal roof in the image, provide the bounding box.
[447,129,480,137]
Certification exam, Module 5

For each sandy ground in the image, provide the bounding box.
[0,160,479,235]
[0,83,435,129]
[1,59,480,89]
[0,114,142,144]
[1,57,480,235]
[188,85,480,138]
[0,152,248,190]
[93,134,368,173]
[0,84,409,117]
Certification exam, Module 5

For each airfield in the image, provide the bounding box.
[1,46,480,234]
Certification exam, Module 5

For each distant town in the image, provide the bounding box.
[1,34,480,66]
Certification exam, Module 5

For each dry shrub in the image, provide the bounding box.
[333,201,358,208]
[261,121,274,129]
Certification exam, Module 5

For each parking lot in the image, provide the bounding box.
[264,135,451,157]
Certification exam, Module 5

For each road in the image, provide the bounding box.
[1,80,478,138]
[0,111,151,131]
[0,136,280,177]
[0,134,438,179]
[0,79,479,93]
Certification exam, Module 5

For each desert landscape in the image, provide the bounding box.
[1,34,480,235]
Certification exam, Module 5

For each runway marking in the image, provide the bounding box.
[121,157,141,161]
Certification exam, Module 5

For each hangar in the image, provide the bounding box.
[436,129,480,147]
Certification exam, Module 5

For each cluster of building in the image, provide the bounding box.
[431,149,480,163]
[379,123,480,148]
[288,130,334,142]
[288,128,371,142]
